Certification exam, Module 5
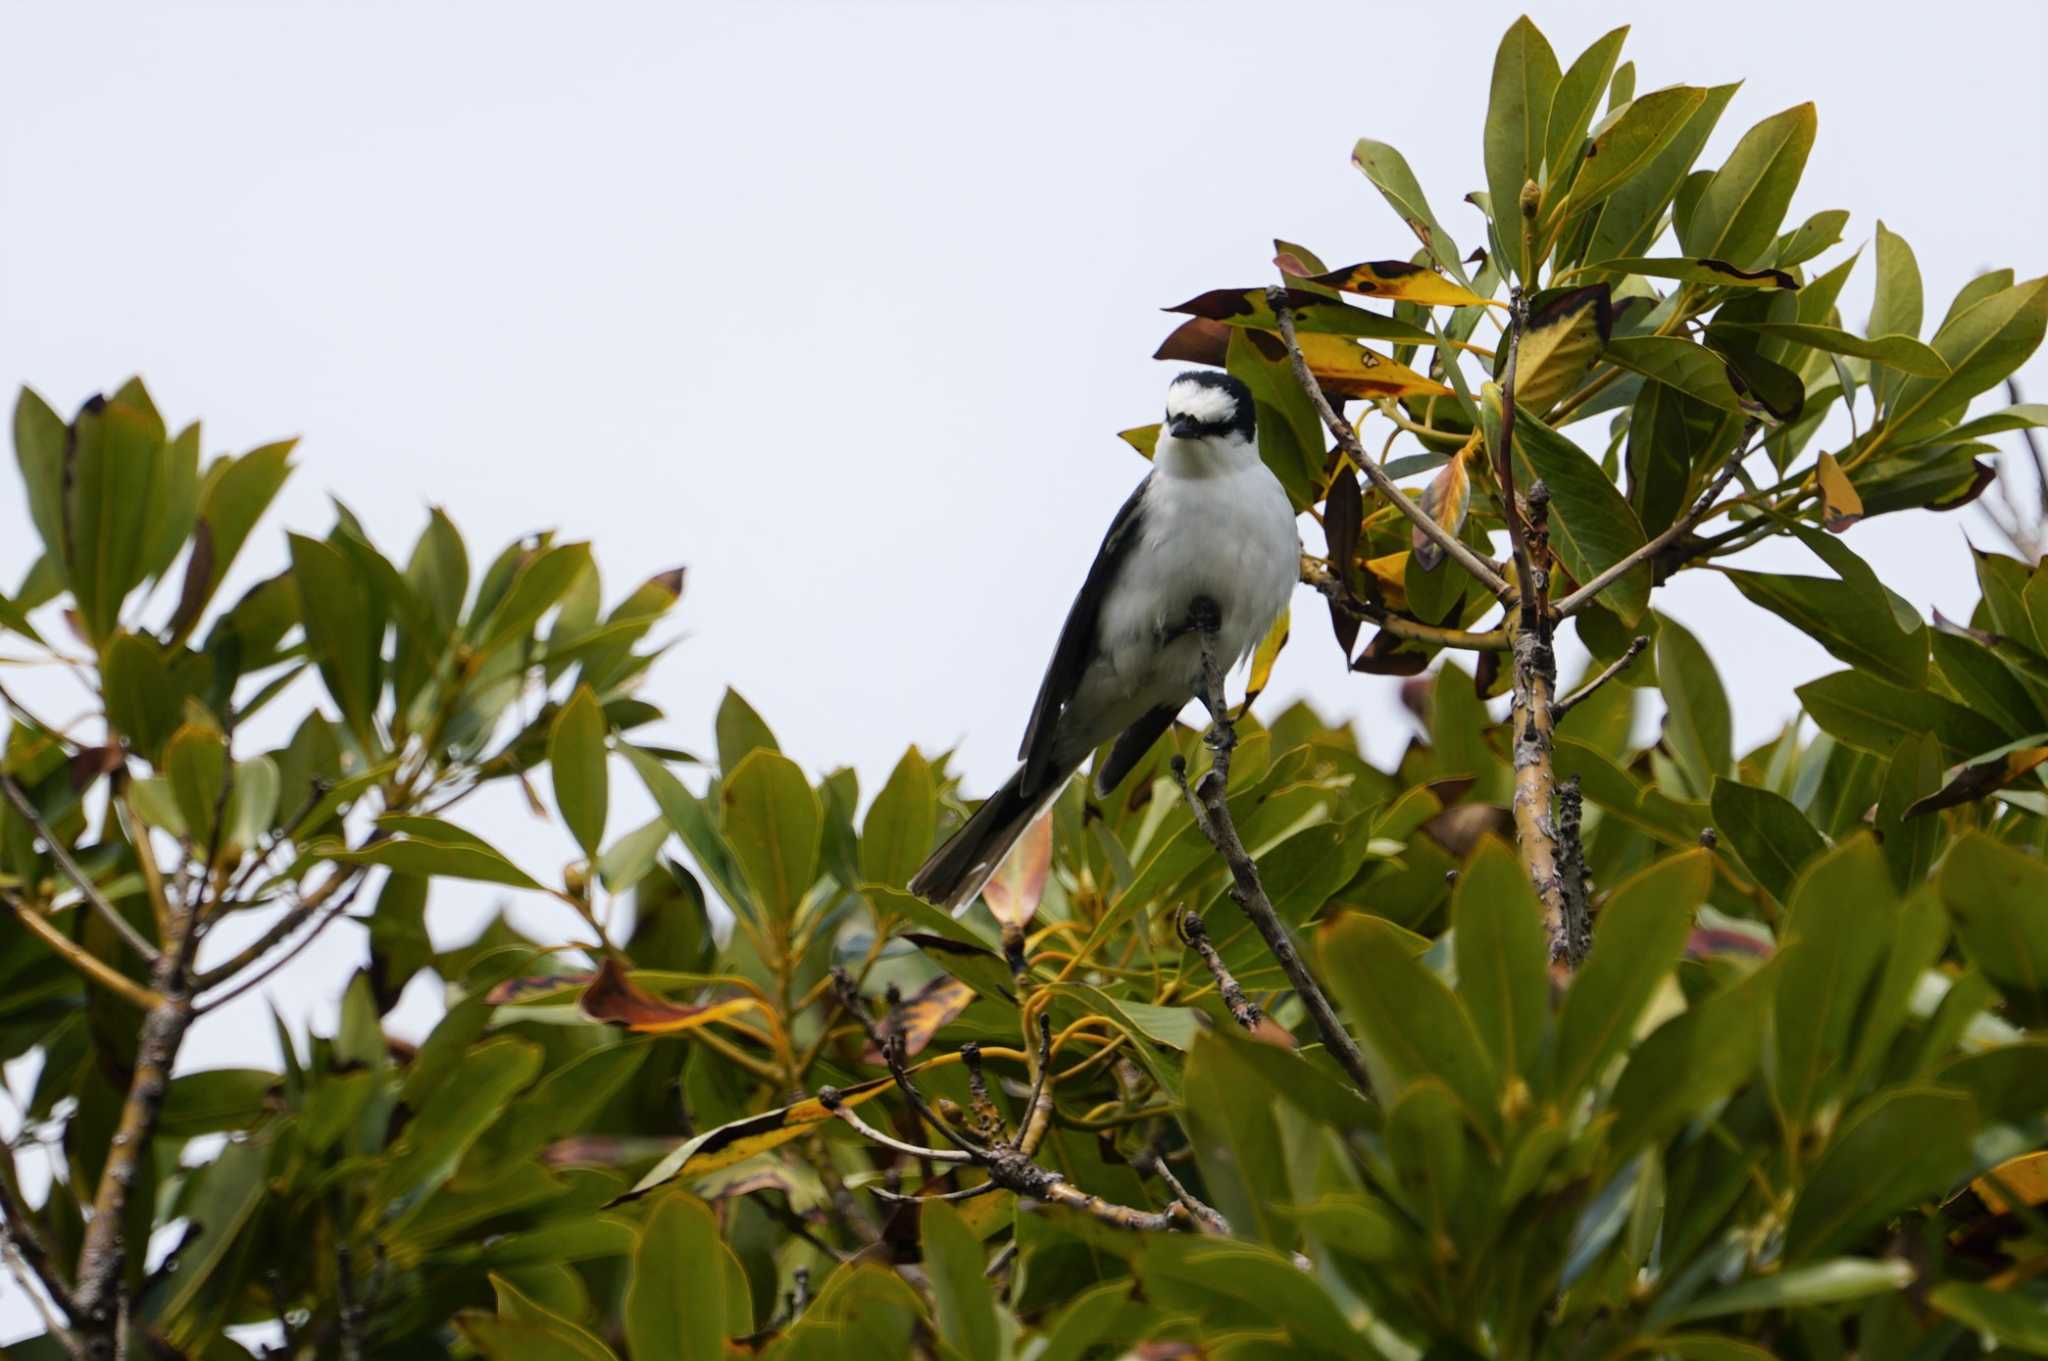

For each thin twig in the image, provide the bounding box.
[2,1233,81,1359]
[194,873,371,1014]
[1135,1147,1230,1236]
[3,891,161,1010]
[1554,420,1763,617]
[817,1091,974,1164]
[1552,636,1649,720]
[0,772,159,963]
[1171,611,1375,1101]
[1270,290,1515,602]
[1177,911,1261,1031]
[1299,560,1509,652]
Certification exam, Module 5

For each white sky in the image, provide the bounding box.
[3,0,2045,1337]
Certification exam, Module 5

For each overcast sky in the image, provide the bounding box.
[3,0,2044,1336]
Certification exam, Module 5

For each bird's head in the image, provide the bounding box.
[1162,371,1255,446]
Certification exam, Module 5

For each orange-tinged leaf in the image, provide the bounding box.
[1817,452,1864,532]
[1413,436,1476,570]
[981,810,1052,933]
[862,976,976,1062]
[1286,332,1455,401]
[580,957,762,1035]
[1310,260,1496,309]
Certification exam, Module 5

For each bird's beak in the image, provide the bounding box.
[1167,417,1200,440]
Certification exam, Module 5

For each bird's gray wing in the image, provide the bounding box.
[1017,474,1151,794]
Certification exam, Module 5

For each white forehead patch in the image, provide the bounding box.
[1165,379,1238,426]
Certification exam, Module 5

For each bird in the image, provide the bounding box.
[909,370,1301,913]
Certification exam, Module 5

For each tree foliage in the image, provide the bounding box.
[4,16,2048,1360]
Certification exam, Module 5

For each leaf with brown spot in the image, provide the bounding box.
[1973,1150,2048,1215]
[1248,330,1453,401]
[486,972,595,1005]
[1508,284,1614,412]
[1165,288,1434,345]
[981,810,1052,934]
[1412,436,1476,570]
[1309,260,1495,309]
[579,956,762,1035]
[862,976,976,1061]
[1583,257,1799,290]
[1816,452,1864,532]
[1906,747,2048,818]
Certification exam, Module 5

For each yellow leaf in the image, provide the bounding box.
[1512,285,1614,413]
[1817,452,1864,532]
[1974,1150,2048,1215]
[1292,333,1454,401]
[1309,260,1498,309]
[1241,604,1291,716]
[1118,424,1160,460]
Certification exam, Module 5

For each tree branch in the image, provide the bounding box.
[1270,290,1516,603]
[1553,420,1763,617]
[3,891,161,1010]
[1171,609,1375,1101]
[1552,636,1649,720]
[1509,484,1571,964]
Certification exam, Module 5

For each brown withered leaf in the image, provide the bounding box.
[1510,284,1614,413]
[1308,260,1494,309]
[1816,452,1864,532]
[67,744,124,793]
[1323,468,1364,661]
[1153,317,1231,366]
[579,956,761,1035]
[1686,925,1775,959]
[982,810,1053,933]
[1412,435,1476,570]
[1906,747,2048,818]
[1352,628,1432,676]
[1418,803,1513,858]
[862,975,976,1062]
[1929,459,1997,511]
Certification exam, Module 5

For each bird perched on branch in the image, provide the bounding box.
[910,370,1301,912]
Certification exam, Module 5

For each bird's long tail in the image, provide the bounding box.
[908,763,1073,914]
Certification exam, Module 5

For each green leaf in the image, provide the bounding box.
[922,1201,1002,1361]
[1771,836,1895,1133]
[1181,1031,1292,1247]
[1678,103,1817,268]
[101,632,199,764]
[1888,275,2048,444]
[1451,837,1549,1081]
[1722,527,1928,690]
[1667,1259,1912,1322]
[474,542,592,659]
[1939,831,2048,1025]
[1493,390,1652,624]
[861,746,936,889]
[13,387,69,572]
[1352,139,1466,280]
[1627,380,1729,534]
[718,749,820,923]
[1607,953,1778,1159]
[1656,616,1731,799]
[1784,1085,1976,1261]
[327,821,545,890]
[1583,83,1737,263]
[170,440,296,643]
[548,685,610,858]
[714,687,780,774]
[376,1036,542,1215]
[1544,26,1628,201]
[1552,850,1710,1097]
[1709,778,1826,903]
[623,744,755,926]
[1484,16,1560,280]
[1604,336,1742,410]
[1796,670,2007,759]
[153,1136,269,1331]
[289,532,385,744]
[165,722,230,848]
[1565,85,1709,213]
[1724,322,1947,377]
[1321,913,1499,1130]
[1930,1281,2048,1351]
[626,1192,726,1361]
